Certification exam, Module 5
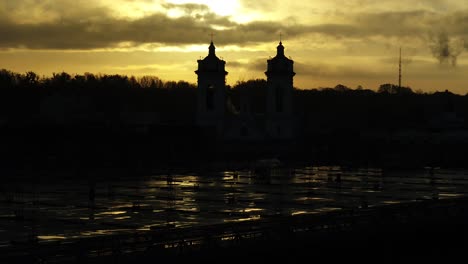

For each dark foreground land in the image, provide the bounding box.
[3,76,468,174]
[3,121,468,180]
[3,197,468,264]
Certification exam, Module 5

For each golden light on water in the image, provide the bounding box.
[38,235,66,240]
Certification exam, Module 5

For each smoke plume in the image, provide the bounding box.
[429,31,465,66]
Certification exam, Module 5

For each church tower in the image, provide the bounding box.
[195,41,228,132]
[265,41,295,139]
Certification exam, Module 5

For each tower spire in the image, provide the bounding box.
[277,39,284,57]
[208,33,217,56]
[208,34,216,56]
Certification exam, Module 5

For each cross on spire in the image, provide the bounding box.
[279,32,282,43]
[209,33,215,42]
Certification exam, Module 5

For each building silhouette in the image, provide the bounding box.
[195,41,228,135]
[265,41,295,139]
[196,40,295,141]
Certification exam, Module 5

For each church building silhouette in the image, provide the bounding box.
[196,40,295,141]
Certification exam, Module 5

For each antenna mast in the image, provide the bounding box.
[399,47,402,89]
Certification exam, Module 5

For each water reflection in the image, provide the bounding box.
[1,166,468,245]
[37,235,66,241]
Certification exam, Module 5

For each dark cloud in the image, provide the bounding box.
[1,0,109,22]
[0,9,304,49]
[162,3,211,14]
[429,31,465,66]
[1,1,468,55]
[309,10,468,40]
[0,1,233,49]
[0,13,227,49]
[353,10,433,36]
[302,10,446,39]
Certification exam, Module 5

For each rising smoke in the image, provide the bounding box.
[429,31,465,66]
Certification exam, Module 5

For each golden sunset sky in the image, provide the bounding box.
[1,0,467,93]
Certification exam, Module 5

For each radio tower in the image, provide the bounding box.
[398,47,402,89]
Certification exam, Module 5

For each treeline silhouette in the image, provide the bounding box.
[1,69,468,176]
[0,69,197,125]
[1,69,463,127]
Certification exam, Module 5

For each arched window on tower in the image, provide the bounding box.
[207,84,215,111]
[275,86,283,113]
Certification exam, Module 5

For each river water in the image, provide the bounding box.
[1,165,467,248]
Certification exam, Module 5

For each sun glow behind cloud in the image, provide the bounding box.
[166,0,240,17]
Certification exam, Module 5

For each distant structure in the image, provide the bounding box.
[195,41,228,135]
[195,39,295,141]
[265,41,295,139]
[399,47,402,89]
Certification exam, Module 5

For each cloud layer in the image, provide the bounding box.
[0,0,467,92]
[0,1,467,51]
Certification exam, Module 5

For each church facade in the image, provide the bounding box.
[195,40,295,141]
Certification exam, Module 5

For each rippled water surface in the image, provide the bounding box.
[1,165,467,247]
